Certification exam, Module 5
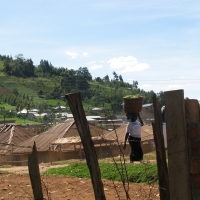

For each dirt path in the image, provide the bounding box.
[0,160,159,199]
[0,163,69,174]
[0,173,159,200]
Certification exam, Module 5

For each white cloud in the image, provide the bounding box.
[175,76,185,79]
[65,51,79,59]
[82,52,89,57]
[89,65,103,71]
[107,56,149,73]
[140,84,152,88]
[166,84,182,90]
[87,61,96,64]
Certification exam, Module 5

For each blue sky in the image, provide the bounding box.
[1,0,200,100]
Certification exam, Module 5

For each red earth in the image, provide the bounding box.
[0,163,159,200]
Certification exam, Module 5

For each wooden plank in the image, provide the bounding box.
[65,93,106,200]
[185,99,200,200]
[152,94,170,200]
[28,142,43,200]
[164,89,191,200]
[185,99,200,122]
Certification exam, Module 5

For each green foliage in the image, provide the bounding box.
[3,54,35,77]
[0,61,4,71]
[0,117,41,124]
[123,94,143,99]
[43,162,158,184]
[0,53,165,116]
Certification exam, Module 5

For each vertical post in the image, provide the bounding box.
[28,142,43,200]
[59,144,61,161]
[65,92,106,200]
[185,99,200,199]
[49,146,52,165]
[11,142,13,166]
[79,144,82,160]
[164,89,191,200]
[152,94,170,200]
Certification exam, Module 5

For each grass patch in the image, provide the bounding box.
[0,61,4,71]
[0,103,16,110]
[0,170,11,174]
[0,117,42,125]
[37,99,67,107]
[0,165,12,168]
[143,151,157,160]
[43,162,158,184]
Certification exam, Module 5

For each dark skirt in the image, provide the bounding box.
[128,136,143,162]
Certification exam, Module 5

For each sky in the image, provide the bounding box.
[1,0,200,100]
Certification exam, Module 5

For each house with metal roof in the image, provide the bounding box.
[0,118,155,166]
[140,103,154,124]
[0,124,36,155]
[9,119,110,165]
[13,119,109,152]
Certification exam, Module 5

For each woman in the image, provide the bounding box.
[123,113,144,163]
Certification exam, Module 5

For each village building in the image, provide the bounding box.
[6,119,111,165]
[0,124,36,166]
[0,124,36,155]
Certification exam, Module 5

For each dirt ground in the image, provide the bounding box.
[0,163,160,200]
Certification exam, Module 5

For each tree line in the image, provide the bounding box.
[0,54,164,114]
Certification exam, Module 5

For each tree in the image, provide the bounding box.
[119,75,123,82]
[3,54,35,77]
[76,67,92,91]
[76,67,92,81]
[94,77,103,83]
[60,69,77,93]
[132,81,138,89]
[13,88,19,95]
[103,75,110,83]
[113,71,119,81]
[37,59,54,76]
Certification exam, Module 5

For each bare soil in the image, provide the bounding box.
[0,162,159,200]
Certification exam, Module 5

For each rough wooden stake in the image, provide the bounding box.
[152,94,170,200]
[65,92,106,200]
[28,142,43,200]
[164,89,191,200]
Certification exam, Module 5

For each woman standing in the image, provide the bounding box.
[123,113,144,163]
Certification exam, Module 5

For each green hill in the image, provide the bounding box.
[0,55,164,125]
[0,61,3,69]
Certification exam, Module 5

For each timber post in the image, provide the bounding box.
[65,92,106,200]
[152,94,170,200]
[164,89,191,200]
[28,142,43,200]
[185,98,200,199]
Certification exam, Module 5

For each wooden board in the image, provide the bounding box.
[164,89,191,200]
[152,94,170,200]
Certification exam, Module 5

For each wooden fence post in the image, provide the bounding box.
[152,94,170,200]
[65,92,106,200]
[28,142,43,200]
[185,98,200,199]
[164,89,191,200]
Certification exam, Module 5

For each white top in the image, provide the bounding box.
[126,120,141,138]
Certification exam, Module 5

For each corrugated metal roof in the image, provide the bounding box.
[13,119,74,153]
[0,125,36,154]
[52,136,115,145]
[13,119,109,153]
[142,103,153,108]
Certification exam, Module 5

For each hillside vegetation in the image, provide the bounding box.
[0,54,164,124]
